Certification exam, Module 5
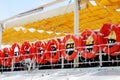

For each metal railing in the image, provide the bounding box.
[0,42,120,73]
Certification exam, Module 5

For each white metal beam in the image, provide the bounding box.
[74,0,79,68]
[5,3,74,28]
[74,0,79,35]
[1,0,65,24]
[0,23,3,48]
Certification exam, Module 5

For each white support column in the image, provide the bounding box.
[99,45,103,67]
[32,58,36,70]
[74,0,79,35]
[61,56,64,69]
[11,59,14,71]
[0,23,3,48]
[0,23,3,73]
[74,0,79,68]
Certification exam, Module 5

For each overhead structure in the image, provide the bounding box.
[0,0,65,23]
[5,4,74,28]
[0,0,69,47]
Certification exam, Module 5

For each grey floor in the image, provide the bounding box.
[1,67,120,80]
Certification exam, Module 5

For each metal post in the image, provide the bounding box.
[61,56,64,69]
[11,59,14,71]
[99,45,102,67]
[0,23,3,48]
[32,58,36,70]
[0,25,3,74]
[74,0,79,35]
[74,0,79,68]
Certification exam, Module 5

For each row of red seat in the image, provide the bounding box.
[0,23,120,67]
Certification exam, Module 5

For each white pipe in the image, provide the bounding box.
[74,0,79,35]
[74,0,79,68]
[0,23,3,48]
